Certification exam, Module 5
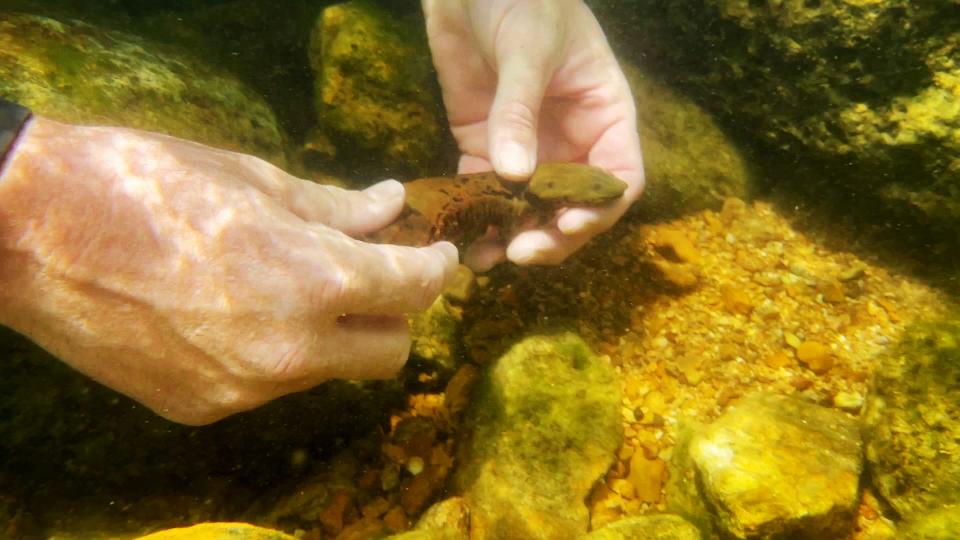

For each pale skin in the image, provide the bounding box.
[0,0,642,424]
[422,0,644,270]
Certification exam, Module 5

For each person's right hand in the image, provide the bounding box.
[0,116,458,425]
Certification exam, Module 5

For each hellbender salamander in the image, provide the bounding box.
[369,162,628,250]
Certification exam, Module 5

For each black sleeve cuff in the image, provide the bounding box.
[0,97,32,171]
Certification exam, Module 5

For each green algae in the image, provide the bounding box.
[308,0,455,179]
[0,13,286,166]
[863,315,960,520]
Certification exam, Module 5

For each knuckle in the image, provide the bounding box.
[496,100,538,131]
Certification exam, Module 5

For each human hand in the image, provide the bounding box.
[422,0,644,270]
[0,117,458,425]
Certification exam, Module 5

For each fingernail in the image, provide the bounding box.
[558,210,598,235]
[494,141,534,178]
[430,241,460,265]
[365,179,404,201]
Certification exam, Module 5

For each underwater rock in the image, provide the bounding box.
[308,1,454,179]
[409,295,464,378]
[0,12,286,166]
[134,522,296,540]
[581,514,702,540]
[896,504,960,540]
[384,496,469,540]
[453,333,622,539]
[411,497,470,537]
[624,63,753,220]
[862,317,960,520]
[669,393,862,539]
[591,0,960,250]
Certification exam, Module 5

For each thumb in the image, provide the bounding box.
[488,21,562,179]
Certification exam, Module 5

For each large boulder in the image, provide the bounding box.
[863,316,960,520]
[667,393,862,539]
[454,333,622,539]
[626,63,753,220]
[581,514,702,540]
[589,0,960,249]
[0,12,286,165]
[307,1,455,180]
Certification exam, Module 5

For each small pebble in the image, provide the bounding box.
[721,285,754,315]
[796,340,834,374]
[833,390,864,411]
[406,456,425,476]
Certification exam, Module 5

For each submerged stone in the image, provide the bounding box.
[308,1,453,179]
[863,316,960,520]
[454,333,622,539]
[676,393,862,539]
[591,0,960,253]
[624,64,753,220]
[0,12,286,166]
[897,504,960,540]
[135,522,296,540]
[581,514,702,540]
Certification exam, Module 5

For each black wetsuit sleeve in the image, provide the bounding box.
[0,97,32,172]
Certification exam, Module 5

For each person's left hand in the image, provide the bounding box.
[422,0,644,270]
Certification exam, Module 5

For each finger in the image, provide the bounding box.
[458,154,493,174]
[323,239,460,315]
[556,190,634,236]
[506,228,590,266]
[233,154,408,235]
[487,12,565,179]
[463,240,506,272]
[290,179,407,236]
[321,315,412,380]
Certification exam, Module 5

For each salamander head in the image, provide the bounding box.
[527,162,627,206]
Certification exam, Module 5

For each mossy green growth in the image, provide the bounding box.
[624,63,753,220]
[455,333,622,539]
[863,315,960,520]
[581,514,702,540]
[309,1,454,179]
[0,13,286,166]
[409,295,464,377]
[897,504,960,540]
[589,0,960,244]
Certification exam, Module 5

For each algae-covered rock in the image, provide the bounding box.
[0,12,286,165]
[454,333,622,539]
[663,422,714,539]
[896,504,960,540]
[581,514,702,540]
[135,522,296,540]
[409,295,464,377]
[590,0,960,246]
[308,1,454,179]
[626,63,753,220]
[676,393,862,539]
[863,317,960,520]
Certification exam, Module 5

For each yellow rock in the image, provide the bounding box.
[721,284,754,315]
[628,453,666,503]
[135,523,297,540]
[818,279,846,303]
[796,340,834,374]
[653,229,701,263]
[652,259,699,289]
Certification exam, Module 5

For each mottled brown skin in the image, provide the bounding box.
[370,162,627,250]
